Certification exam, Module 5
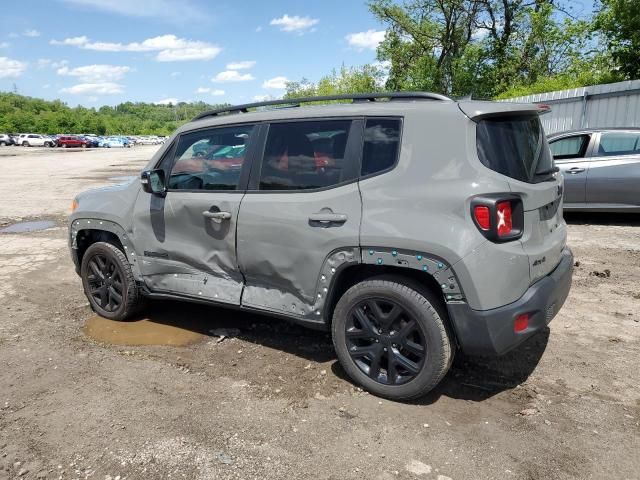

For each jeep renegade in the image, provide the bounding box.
[70,92,573,400]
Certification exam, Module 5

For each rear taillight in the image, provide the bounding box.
[470,194,523,242]
[473,206,491,230]
[496,201,513,237]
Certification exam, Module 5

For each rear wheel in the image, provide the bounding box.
[81,242,145,320]
[22,141,29,147]
[332,277,453,401]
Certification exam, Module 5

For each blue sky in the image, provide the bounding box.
[0,0,595,107]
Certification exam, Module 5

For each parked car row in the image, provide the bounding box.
[0,133,167,148]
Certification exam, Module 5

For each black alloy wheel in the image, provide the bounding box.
[80,242,145,320]
[332,277,453,401]
[85,252,125,313]
[345,298,426,385]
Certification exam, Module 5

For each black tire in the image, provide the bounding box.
[332,276,453,401]
[0,141,5,146]
[80,242,144,320]
[22,141,29,147]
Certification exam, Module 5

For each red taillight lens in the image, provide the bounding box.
[514,313,529,333]
[496,201,513,237]
[473,206,491,230]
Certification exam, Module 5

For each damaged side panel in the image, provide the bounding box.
[236,183,364,322]
[131,190,245,305]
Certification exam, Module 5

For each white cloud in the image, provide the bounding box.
[255,26,263,32]
[196,87,225,96]
[155,97,180,105]
[226,60,255,70]
[270,14,319,33]
[62,0,206,23]
[253,94,275,102]
[212,70,254,83]
[61,82,124,95]
[50,36,88,46]
[23,29,41,37]
[170,71,181,77]
[43,84,51,89]
[50,34,221,62]
[262,76,289,89]
[57,64,131,82]
[345,29,386,51]
[0,42,10,49]
[0,57,27,78]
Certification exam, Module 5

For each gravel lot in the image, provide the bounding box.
[0,146,638,480]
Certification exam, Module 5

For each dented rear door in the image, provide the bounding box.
[237,119,363,318]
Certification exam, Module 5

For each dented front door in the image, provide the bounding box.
[132,123,258,304]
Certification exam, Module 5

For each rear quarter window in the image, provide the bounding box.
[476,115,553,183]
[361,118,402,177]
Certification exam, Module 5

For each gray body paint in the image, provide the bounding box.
[70,98,568,328]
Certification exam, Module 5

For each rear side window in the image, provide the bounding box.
[550,135,589,160]
[259,120,354,191]
[597,132,640,156]
[361,118,401,176]
[476,115,553,183]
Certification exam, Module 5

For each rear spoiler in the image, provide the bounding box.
[458,101,551,122]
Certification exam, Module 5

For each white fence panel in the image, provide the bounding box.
[501,80,640,134]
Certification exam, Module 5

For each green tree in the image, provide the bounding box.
[594,0,640,79]
[285,65,385,99]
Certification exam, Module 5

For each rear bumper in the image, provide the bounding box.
[447,247,573,356]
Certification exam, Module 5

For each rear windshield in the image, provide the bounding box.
[476,115,553,183]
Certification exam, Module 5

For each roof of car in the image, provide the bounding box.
[181,92,546,134]
[548,127,640,138]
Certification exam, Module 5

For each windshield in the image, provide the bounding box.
[476,115,553,183]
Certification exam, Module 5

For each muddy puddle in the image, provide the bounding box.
[84,315,205,346]
[0,220,56,233]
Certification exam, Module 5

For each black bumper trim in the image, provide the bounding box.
[447,247,573,356]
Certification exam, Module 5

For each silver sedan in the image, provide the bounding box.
[548,128,640,212]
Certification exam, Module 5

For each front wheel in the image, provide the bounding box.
[332,277,453,401]
[22,141,29,147]
[80,242,145,320]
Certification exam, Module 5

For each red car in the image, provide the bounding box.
[57,136,92,148]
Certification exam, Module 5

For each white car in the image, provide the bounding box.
[20,134,50,147]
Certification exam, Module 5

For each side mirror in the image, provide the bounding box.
[141,169,167,196]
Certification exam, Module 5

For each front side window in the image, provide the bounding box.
[550,135,589,160]
[361,118,401,176]
[168,124,255,191]
[597,132,640,157]
[259,120,354,190]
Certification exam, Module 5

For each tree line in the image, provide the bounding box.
[1,0,635,135]
[286,0,638,99]
[0,92,227,135]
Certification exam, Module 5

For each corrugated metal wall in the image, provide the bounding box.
[501,80,640,134]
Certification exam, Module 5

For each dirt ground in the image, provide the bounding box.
[0,146,638,480]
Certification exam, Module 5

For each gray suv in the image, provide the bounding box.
[69,93,573,400]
